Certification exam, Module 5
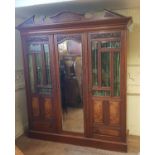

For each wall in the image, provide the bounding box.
[114,8,140,135]
[15,8,140,138]
[15,18,28,138]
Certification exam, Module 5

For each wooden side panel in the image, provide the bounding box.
[109,101,120,125]
[93,99,103,123]
[44,98,53,119]
[32,97,40,117]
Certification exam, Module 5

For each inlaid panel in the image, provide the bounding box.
[32,97,40,117]
[44,98,52,119]
[93,100,103,123]
[109,101,120,125]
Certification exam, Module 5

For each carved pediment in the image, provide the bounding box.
[17,10,130,29]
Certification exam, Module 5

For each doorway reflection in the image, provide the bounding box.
[57,36,84,133]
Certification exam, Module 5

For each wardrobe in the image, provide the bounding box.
[17,10,132,152]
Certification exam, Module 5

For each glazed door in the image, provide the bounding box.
[88,31,126,141]
[23,35,57,132]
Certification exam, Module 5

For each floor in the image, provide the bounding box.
[16,146,24,155]
[16,135,140,155]
[62,107,84,133]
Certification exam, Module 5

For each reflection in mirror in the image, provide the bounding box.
[58,37,84,133]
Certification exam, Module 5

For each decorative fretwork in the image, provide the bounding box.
[26,35,49,44]
[57,34,81,44]
[90,32,121,40]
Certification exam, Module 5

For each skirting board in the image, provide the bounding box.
[29,130,127,152]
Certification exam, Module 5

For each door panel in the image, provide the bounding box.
[44,98,53,119]
[24,35,56,132]
[92,98,121,139]
[32,96,40,118]
[88,31,123,140]
[109,101,120,125]
[93,99,103,123]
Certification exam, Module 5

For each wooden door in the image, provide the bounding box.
[88,31,127,141]
[22,35,57,132]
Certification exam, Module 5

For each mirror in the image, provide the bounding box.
[57,36,84,133]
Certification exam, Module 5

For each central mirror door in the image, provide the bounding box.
[56,34,84,133]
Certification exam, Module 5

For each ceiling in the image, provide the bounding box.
[15,0,140,19]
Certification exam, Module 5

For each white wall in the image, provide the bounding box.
[15,18,28,138]
[114,8,140,136]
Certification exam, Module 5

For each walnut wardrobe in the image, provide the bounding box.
[17,10,132,152]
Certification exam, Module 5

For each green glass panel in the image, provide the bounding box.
[111,41,120,48]
[101,52,110,86]
[28,54,35,93]
[35,54,42,85]
[93,90,110,96]
[44,44,49,53]
[44,44,51,85]
[91,41,98,86]
[29,44,41,52]
[101,41,120,48]
[113,52,120,96]
[37,86,52,95]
